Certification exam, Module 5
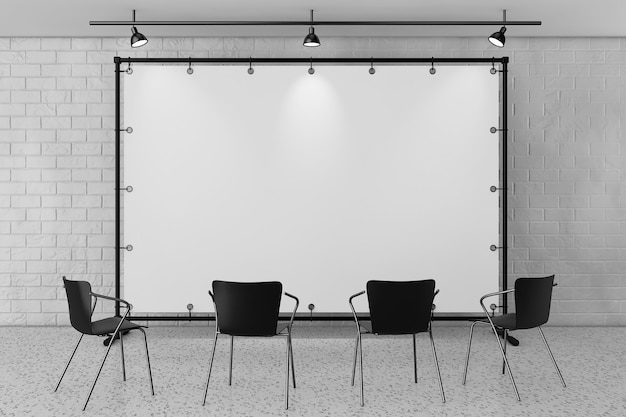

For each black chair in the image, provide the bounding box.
[54,277,154,411]
[202,281,299,410]
[462,275,566,400]
[348,279,445,406]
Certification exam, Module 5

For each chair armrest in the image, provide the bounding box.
[90,292,132,311]
[90,297,98,317]
[348,291,366,333]
[208,290,219,330]
[284,292,299,329]
[90,292,132,337]
[431,289,441,313]
[478,288,515,328]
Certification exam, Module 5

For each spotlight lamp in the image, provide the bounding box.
[488,10,507,48]
[303,10,321,47]
[130,10,148,48]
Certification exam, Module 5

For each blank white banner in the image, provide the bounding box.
[124,64,499,314]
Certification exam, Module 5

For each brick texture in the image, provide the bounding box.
[0,36,625,326]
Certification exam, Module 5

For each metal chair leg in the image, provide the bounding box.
[288,331,296,389]
[488,322,521,401]
[351,332,359,386]
[82,328,120,411]
[119,331,126,381]
[229,336,234,386]
[202,332,219,406]
[285,333,290,410]
[538,327,566,387]
[429,330,446,403]
[502,329,507,375]
[462,321,478,385]
[139,328,154,395]
[358,332,364,407]
[413,333,418,383]
[54,334,83,392]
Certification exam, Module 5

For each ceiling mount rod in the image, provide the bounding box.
[90,19,541,27]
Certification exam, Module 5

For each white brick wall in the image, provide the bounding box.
[0,36,625,326]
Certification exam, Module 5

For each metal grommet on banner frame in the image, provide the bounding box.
[187,58,194,75]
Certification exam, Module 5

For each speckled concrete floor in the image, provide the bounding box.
[0,324,624,417]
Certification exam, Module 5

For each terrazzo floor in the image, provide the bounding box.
[0,325,624,416]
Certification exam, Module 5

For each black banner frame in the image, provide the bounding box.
[113,56,509,321]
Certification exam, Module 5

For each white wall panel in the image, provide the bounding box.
[124,64,499,314]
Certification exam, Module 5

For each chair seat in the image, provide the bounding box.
[358,320,429,335]
[489,313,517,330]
[91,317,144,336]
[224,323,292,337]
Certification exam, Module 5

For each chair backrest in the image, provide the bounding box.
[514,275,555,329]
[212,281,282,336]
[366,279,436,335]
[63,277,93,334]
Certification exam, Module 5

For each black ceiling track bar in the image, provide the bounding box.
[92,20,540,27]
[115,57,509,64]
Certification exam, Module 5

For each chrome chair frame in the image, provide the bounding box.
[348,289,445,407]
[54,290,154,411]
[462,286,566,401]
[202,290,299,410]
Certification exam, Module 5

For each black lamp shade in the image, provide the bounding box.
[488,26,506,48]
[303,27,321,47]
[131,26,148,48]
